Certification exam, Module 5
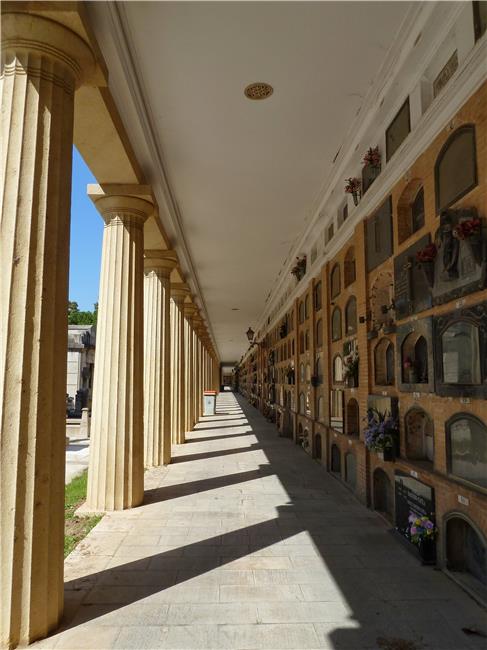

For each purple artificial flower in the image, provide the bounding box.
[410,526,417,535]
[425,521,434,530]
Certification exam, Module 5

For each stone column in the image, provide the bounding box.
[183,304,197,434]
[170,283,190,444]
[143,250,178,467]
[0,13,96,648]
[85,187,153,512]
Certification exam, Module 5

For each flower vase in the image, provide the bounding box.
[352,191,359,207]
[465,234,483,266]
[409,368,418,384]
[347,376,356,388]
[418,537,436,565]
[419,261,435,288]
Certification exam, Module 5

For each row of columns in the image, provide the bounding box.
[0,10,219,648]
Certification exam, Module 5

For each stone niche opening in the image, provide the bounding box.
[314,433,322,460]
[345,453,357,489]
[446,515,487,595]
[345,296,357,336]
[330,389,344,433]
[333,354,344,384]
[331,443,341,474]
[346,398,359,436]
[434,302,487,398]
[404,407,434,463]
[344,247,356,287]
[331,307,342,341]
[397,178,425,244]
[374,337,395,386]
[396,318,435,393]
[435,124,477,213]
[331,264,341,299]
[373,468,393,522]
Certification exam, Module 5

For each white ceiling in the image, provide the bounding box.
[109,1,412,361]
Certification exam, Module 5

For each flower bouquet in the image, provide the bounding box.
[291,256,307,281]
[453,217,483,264]
[345,177,361,206]
[416,243,437,287]
[343,349,359,387]
[408,513,437,564]
[362,146,381,169]
[364,408,398,461]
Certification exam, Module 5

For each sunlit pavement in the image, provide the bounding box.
[35,392,486,649]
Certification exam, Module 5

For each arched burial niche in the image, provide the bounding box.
[374,338,395,386]
[317,395,324,422]
[333,354,344,384]
[346,398,359,436]
[344,247,356,287]
[373,468,393,521]
[446,515,487,590]
[331,307,342,341]
[316,319,323,347]
[345,296,357,335]
[397,178,424,244]
[330,264,341,299]
[315,433,322,460]
[345,453,357,489]
[404,407,434,463]
[401,333,428,384]
[447,413,487,489]
[299,393,305,415]
[314,281,322,310]
[435,124,477,212]
[331,444,341,474]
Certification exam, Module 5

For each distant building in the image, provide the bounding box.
[66,325,96,416]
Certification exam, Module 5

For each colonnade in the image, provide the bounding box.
[0,10,219,648]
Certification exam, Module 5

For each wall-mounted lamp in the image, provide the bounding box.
[246,327,255,342]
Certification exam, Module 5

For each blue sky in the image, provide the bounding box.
[69,147,103,311]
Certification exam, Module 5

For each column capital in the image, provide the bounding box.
[183,303,198,320]
[144,249,178,277]
[2,11,100,88]
[88,184,154,227]
[171,282,190,304]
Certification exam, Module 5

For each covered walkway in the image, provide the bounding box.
[36,393,485,650]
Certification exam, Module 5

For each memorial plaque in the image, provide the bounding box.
[432,209,486,305]
[367,394,398,419]
[395,470,435,540]
[394,234,432,320]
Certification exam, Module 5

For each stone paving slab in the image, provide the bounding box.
[34,392,487,649]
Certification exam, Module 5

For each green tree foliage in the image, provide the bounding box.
[68,300,98,325]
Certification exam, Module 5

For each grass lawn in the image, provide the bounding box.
[64,470,102,558]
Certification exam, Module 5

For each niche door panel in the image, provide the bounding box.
[433,301,487,398]
[396,318,435,393]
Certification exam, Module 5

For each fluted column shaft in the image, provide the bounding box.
[0,13,95,648]
[143,250,177,467]
[86,192,152,511]
[183,305,196,434]
[170,284,189,444]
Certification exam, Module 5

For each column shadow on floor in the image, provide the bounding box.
[55,393,484,650]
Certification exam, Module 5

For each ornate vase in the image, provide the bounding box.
[465,234,483,265]
[419,260,435,288]
[418,537,437,565]
[352,191,359,207]
[377,447,394,462]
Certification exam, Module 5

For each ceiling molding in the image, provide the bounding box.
[103,1,221,359]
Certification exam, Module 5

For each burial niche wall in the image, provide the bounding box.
[373,468,394,521]
[394,233,433,319]
[446,516,487,590]
[331,264,341,299]
[397,318,435,392]
[434,302,487,398]
[345,296,357,336]
[333,354,344,384]
[446,413,487,489]
[331,307,342,342]
[404,407,434,463]
[369,270,394,333]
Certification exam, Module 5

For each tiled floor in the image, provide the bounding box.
[36,392,486,649]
